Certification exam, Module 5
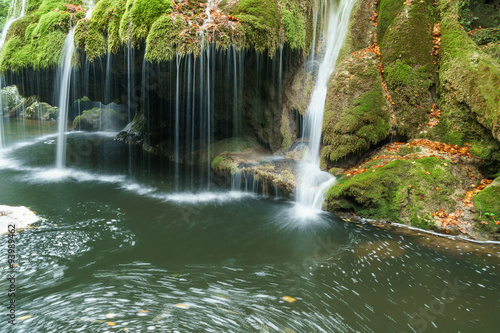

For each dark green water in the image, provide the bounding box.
[0,120,499,332]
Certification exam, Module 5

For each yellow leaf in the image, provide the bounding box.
[138,310,149,313]
[174,303,191,309]
[106,322,116,326]
[282,296,297,303]
[18,315,32,321]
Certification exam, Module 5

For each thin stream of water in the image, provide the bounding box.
[296,0,356,211]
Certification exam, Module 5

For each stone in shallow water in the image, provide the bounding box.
[0,205,39,234]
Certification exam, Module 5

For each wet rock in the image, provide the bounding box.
[73,107,127,131]
[0,205,39,235]
[1,86,22,113]
[23,102,59,121]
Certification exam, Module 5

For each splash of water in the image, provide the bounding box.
[296,0,355,211]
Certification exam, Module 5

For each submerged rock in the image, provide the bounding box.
[0,205,39,234]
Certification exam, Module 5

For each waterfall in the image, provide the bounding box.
[0,0,27,50]
[0,0,28,157]
[55,1,94,168]
[296,0,355,211]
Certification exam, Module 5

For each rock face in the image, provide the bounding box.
[7,96,59,121]
[320,0,500,240]
[1,86,22,113]
[0,205,39,235]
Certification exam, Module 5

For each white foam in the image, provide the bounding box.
[25,168,125,184]
[0,205,39,234]
[154,191,255,204]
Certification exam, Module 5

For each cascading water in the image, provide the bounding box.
[55,1,94,169]
[0,0,28,157]
[296,0,355,212]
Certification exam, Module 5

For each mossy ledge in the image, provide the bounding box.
[0,0,85,72]
[0,1,315,72]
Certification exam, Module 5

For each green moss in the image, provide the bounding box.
[325,157,461,225]
[434,0,500,156]
[145,15,187,63]
[322,53,391,163]
[377,0,405,42]
[282,0,306,50]
[211,155,235,174]
[119,0,170,45]
[474,180,500,231]
[378,1,436,138]
[0,0,84,72]
[233,0,281,53]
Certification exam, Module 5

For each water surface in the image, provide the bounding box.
[0,120,499,332]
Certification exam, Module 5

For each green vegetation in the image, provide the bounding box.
[0,0,83,71]
[378,0,436,138]
[429,0,500,176]
[0,0,12,29]
[281,0,306,50]
[325,157,462,228]
[474,178,500,232]
[322,52,390,164]
[377,0,405,42]
[211,155,236,174]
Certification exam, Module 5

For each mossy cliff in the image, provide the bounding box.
[72,0,314,63]
[322,0,500,240]
[0,0,315,68]
[0,0,86,71]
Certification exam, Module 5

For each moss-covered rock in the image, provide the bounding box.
[325,154,479,228]
[23,101,59,120]
[70,0,314,64]
[0,1,84,72]
[322,0,390,166]
[378,0,437,138]
[422,0,500,177]
[73,107,127,131]
[322,51,391,165]
[473,177,500,237]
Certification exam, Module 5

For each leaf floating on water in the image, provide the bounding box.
[106,313,116,319]
[106,322,117,326]
[18,315,32,321]
[282,296,297,303]
[216,306,244,315]
[174,303,191,309]
[138,310,149,313]
[214,293,228,299]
